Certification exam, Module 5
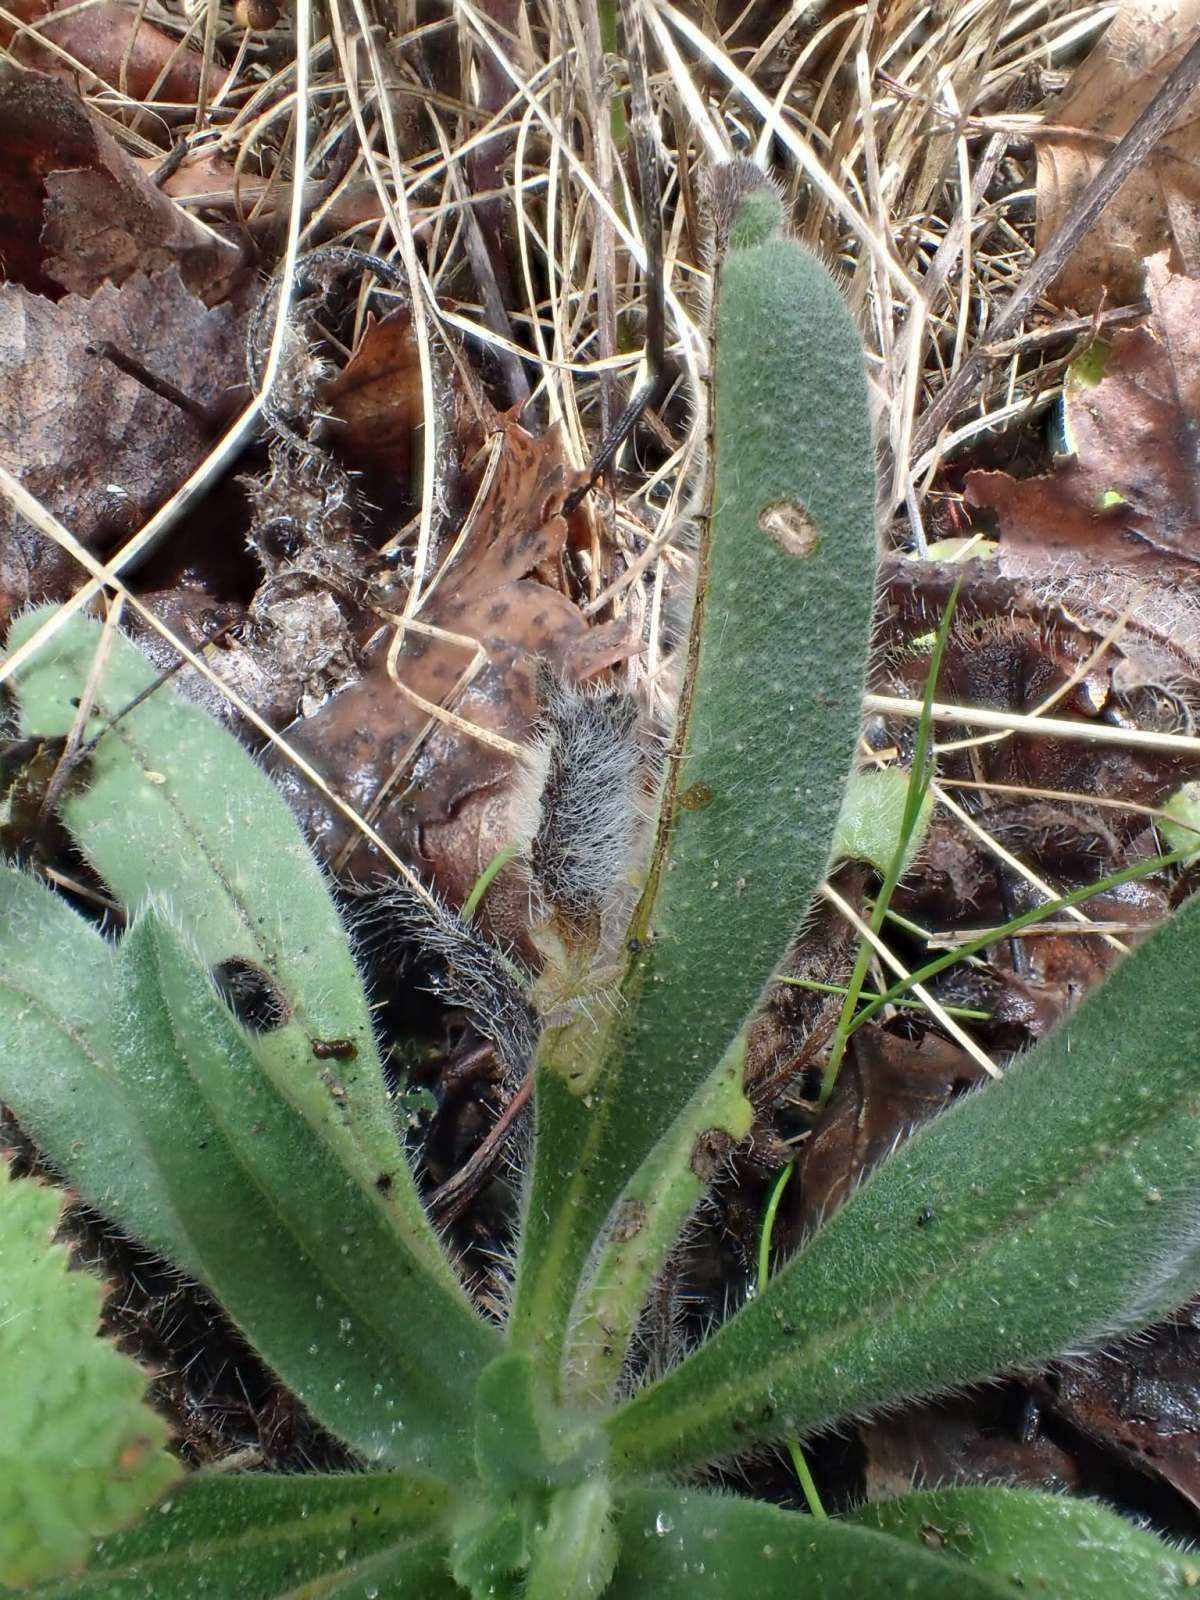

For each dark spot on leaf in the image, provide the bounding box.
[212,957,290,1032]
[312,1037,357,1060]
[679,782,714,812]
[690,1127,735,1180]
[609,1198,646,1243]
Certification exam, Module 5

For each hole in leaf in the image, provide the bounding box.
[212,957,290,1033]
[757,499,820,558]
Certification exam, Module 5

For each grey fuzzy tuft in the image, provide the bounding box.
[376,883,536,1079]
[520,664,645,938]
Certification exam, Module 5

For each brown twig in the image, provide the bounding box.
[429,1068,534,1223]
[910,30,1200,465]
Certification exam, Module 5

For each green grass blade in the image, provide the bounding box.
[608,889,1200,1473]
[512,172,877,1379]
[819,578,958,1107]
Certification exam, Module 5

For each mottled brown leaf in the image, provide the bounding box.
[862,1392,1080,1502]
[323,308,421,486]
[140,150,388,244]
[1036,0,1200,310]
[1046,1309,1200,1516]
[0,67,240,302]
[269,418,639,936]
[790,1028,987,1232]
[0,271,243,628]
[967,258,1200,575]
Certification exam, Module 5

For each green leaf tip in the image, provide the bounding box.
[849,1485,1198,1599]
[728,189,783,250]
[705,158,784,253]
[833,767,934,875]
[0,1165,179,1590]
[607,886,1200,1475]
[1161,780,1200,858]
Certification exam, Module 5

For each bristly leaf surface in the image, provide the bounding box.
[0,1167,179,1590]
[108,909,496,1476]
[514,191,878,1376]
[607,889,1200,1473]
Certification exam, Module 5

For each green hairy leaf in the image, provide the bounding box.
[6,608,454,1298]
[847,1486,1200,1598]
[832,767,934,875]
[11,1473,451,1599]
[2,611,501,1472]
[566,1035,752,1401]
[0,867,195,1275]
[608,1488,1015,1598]
[5,160,1200,1600]
[514,165,878,1376]
[607,887,1200,1474]
[607,1485,1196,1598]
[0,1167,179,1590]
[108,909,495,1476]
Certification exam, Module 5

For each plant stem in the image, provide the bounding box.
[756,1162,827,1520]
[817,581,962,1108]
[565,1036,752,1402]
[462,842,520,923]
[776,976,990,1021]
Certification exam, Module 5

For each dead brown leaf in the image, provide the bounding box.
[967,257,1200,577]
[268,417,638,933]
[882,563,1187,820]
[3,2,229,104]
[1036,0,1200,310]
[135,150,389,246]
[322,308,422,489]
[0,271,244,628]
[862,1392,1081,1502]
[790,1028,988,1232]
[1045,1309,1200,1517]
[0,67,242,303]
